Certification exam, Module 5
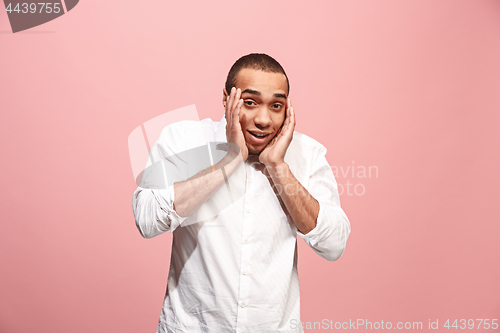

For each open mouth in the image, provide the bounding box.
[249,131,269,139]
[247,130,272,145]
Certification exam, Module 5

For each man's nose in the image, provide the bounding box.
[254,107,272,128]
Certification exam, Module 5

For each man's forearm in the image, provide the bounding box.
[173,152,243,217]
[265,162,319,234]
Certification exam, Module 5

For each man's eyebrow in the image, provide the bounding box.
[242,89,261,96]
[273,93,287,99]
[241,89,287,100]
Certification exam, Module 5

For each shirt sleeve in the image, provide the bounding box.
[296,144,351,261]
[132,124,189,238]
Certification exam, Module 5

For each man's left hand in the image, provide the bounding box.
[259,98,296,167]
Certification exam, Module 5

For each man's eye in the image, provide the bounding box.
[244,101,256,106]
[272,104,283,109]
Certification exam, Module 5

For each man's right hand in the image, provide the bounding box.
[171,88,247,217]
[225,87,248,161]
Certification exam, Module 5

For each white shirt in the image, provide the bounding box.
[132,115,351,333]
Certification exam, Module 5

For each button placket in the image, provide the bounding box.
[236,162,252,331]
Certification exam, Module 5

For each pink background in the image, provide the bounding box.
[1,0,500,332]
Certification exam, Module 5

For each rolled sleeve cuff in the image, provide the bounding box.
[296,200,328,246]
[154,185,188,233]
[296,201,350,261]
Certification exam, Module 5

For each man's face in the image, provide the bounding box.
[224,68,288,156]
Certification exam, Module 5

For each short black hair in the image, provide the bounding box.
[225,53,290,95]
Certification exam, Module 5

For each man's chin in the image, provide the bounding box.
[246,143,265,156]
[248,148,263,156]
[245,132,277,156]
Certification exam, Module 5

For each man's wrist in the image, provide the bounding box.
[264,161,289,179]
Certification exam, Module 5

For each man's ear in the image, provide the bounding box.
[222,88,228,108]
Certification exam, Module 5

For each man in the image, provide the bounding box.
[132,53,351,333]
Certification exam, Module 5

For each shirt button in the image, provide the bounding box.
[248,178,252,183]
[243,238,249,244]
[240,301,247,308]
[242,269,248,275]
[246,209,250,213]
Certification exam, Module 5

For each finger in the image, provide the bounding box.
[234,88,241,111]
[225,90,232,124]
[284,105,291,127]
[284,98,291,125]
[227,87,237,128]
[289,101,296,128]
[280,107,294,138]
[233,98,243,130]
[285,106,295,133]
[225,94,231,126]
[281,103,291,133]
[226,99,232,133]
[288,108,295,134]
[287,98,293,121]
[231,87,240,112]
[232,89,242,127]
[286,98,295,129]
[227,87,236,117]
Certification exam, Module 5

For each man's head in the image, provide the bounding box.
[223,53,290,156]
[224,53,290,96]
